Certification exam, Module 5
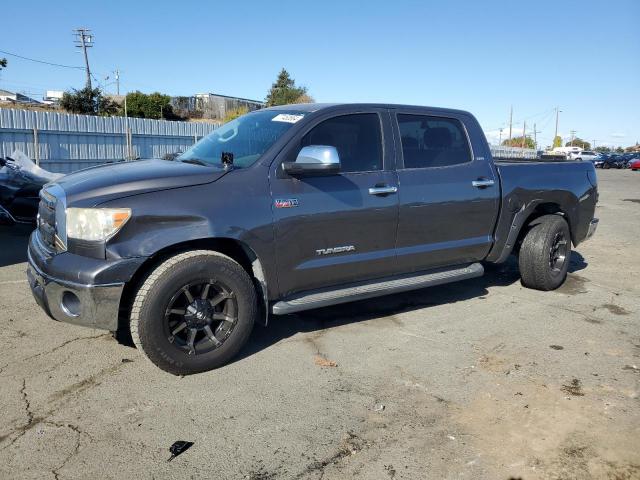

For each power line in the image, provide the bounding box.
[0,49,84,70]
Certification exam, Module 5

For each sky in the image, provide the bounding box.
[1,0,638,149]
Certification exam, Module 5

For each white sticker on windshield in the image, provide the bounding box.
[272,113,304,124]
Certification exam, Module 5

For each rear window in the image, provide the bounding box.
[582,151,594,155]
[397,114,472,168]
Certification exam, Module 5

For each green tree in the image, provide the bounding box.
[565,137,590,150]
[615,146,624,153]
[552,135,563,148]
[502,136,535,149]
[594,146,611,153]
[0,58,7,71]
[265,68,311,106]
[124,91,178,119]
[60,87,118,116]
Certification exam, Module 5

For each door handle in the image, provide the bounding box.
[368,185,398,195]
[472,179,495,188]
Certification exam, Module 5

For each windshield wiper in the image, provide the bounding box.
[180,158,209,166]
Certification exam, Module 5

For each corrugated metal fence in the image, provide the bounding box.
[0,108,219,173]
[490,145,538,159]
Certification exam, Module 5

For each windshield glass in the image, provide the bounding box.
[178,110,305,168]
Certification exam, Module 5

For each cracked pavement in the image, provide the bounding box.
[0,170,639,479]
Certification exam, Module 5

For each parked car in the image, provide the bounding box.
[567,150,598,162]
[600,154,626,169]
[630,158,640,171]
[0,151,63,225]
[27,103,599,374]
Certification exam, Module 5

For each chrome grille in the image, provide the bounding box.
[38,189,57,250]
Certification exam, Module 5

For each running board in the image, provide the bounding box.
[272,262,484,315]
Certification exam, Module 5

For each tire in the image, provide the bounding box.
[603,163,611,169]
[130,250,257,375]
[518,215,571,291]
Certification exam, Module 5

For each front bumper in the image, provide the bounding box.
[586,218,599,240]
[27,231,145,331]
[27,257,124,331]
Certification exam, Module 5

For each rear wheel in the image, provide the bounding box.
[130,250,257,375]
[518,215,571,291]
[603,163,611,169]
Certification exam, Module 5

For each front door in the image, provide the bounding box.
[270,111,399,297]
[392,111,500,273]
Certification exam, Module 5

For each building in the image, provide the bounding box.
[42,90,64,105]
[0,89,41,104]
[171,93,264,121]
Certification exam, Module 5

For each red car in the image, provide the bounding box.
[631,159,640,171]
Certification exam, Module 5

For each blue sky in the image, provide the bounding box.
[1,0,638,148]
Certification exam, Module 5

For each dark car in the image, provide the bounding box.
[27,103,599,374]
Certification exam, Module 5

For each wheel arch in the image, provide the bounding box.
[117,237,270,337]
[486,201,573,264]
[514,203,572,253]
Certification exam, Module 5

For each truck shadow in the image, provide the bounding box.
[234,252,588,364]
[0,225,33,268]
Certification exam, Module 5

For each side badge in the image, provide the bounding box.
[275,198,299,209]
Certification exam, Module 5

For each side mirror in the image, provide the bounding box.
[283,145,341,176]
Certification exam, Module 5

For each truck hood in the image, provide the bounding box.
[55,159,228,207]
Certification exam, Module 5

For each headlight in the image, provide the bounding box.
[66,208,131,242]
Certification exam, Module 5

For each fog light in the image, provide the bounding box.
[61,291,81,317]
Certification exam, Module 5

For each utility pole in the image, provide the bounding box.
[499,128,503,145]
[521,121,526,148]
[554,107,561,141]
[508,106,513,143]
[570,130,576,146]
[592,139,597,149]
[532,123,541,151]
[74,28,94,89]
[114,69,120,96]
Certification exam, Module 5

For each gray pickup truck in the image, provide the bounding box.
[27,103,599,374]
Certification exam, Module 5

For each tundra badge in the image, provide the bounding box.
[316,245,356,256]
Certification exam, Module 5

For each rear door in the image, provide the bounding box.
[392,110,500,273]
[270,109,399,297]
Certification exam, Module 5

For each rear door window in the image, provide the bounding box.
[397,115,472,168]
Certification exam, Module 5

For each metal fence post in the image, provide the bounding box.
[33,127,40,166]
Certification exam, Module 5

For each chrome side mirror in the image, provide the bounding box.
[283,145,341,176]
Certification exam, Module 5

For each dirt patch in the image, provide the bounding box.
[550,345,564,350]
[601,303,631,316]
[558,274,589,295]
[561,378,585,396]
[623,198,640,204]
[314,355,338,368]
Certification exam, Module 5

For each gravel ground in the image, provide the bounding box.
[0,169,638,480]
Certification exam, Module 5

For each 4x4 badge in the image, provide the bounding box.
[274,198,299,208]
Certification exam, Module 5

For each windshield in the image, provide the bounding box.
[178,110,306,168]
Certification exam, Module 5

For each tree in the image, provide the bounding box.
[124,91,179,119]
[594,146,611,153]
[0,58,6,71]
[223,106,249,123]
[265,68,311,106]
[552,135,563,148]
[615,146,624,153]
[565,137,590,150]
[502,136,535,149]
[60,87,118,116]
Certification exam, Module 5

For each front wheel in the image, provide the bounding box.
[130,250,257,375]
[518,215,571,291]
